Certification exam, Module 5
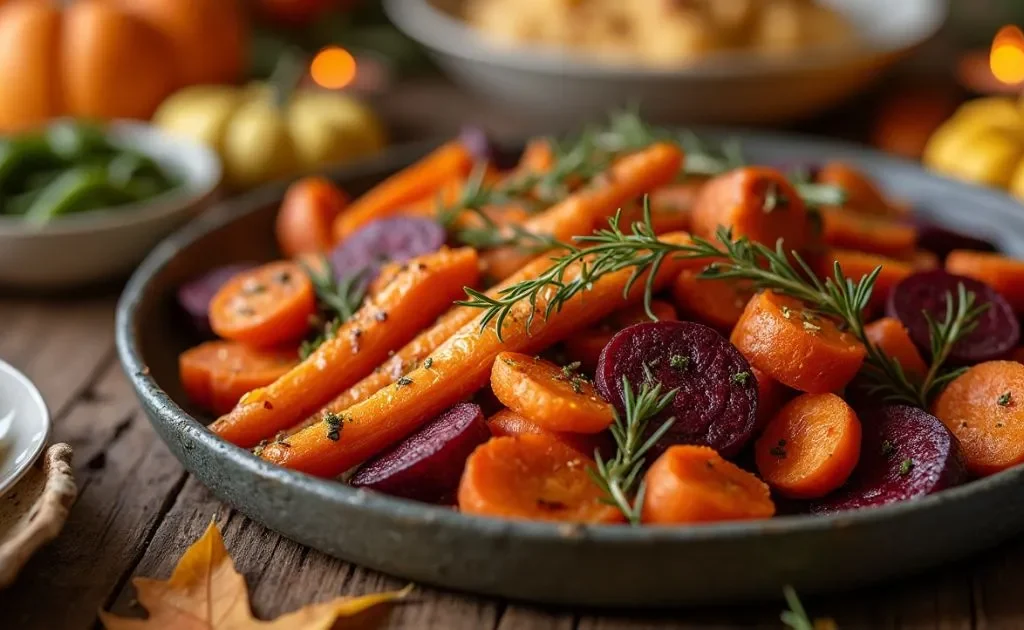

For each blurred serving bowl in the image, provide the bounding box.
[0,121,221,290]
[384,0,947,125]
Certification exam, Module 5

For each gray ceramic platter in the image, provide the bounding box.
[116,131,1024,608]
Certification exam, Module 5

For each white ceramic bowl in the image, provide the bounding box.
[0,360,49,498]
[0,121,222,289]
[385,0,947,126]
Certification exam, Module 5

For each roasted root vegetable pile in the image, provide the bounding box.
[177,113,1024,527]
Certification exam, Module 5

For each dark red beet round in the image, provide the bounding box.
[595,321,758,457]
[812,405,967,514]
[177,263,256,333]
[329,216,446,289]
[350,402,490,504]
[887,270,1018,364]
[909,216,997,260]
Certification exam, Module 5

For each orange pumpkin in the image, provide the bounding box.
[0,0,247,133]
[116,0,246,86]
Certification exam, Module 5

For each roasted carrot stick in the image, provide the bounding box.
[816,162,903,217]
[487,408,612,458]
[210,247,481,448]
[820,207,917,258]
[755,393,861,499]
[180,341,298,415]
[642,445,775,524]
[946,250,1024,313]
[291,255,559,432]
[814,248,913,314]
[516,138,554,172]
[482,142,684,280]
[490,352,614,434]
[333,140,474,241]
[671,268,755,332]
[261,232,696,477]
[458,434,623,523]
[731,291,866,394]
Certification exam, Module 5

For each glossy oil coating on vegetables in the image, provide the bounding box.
[173,114,1024,529]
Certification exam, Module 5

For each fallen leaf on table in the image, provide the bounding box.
[99,520,411,630]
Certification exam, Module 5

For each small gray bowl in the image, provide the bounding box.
[117,132,1024,607]
[384,0,946,126]
[0,121,222,289]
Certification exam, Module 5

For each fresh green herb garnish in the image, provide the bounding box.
[588,378,677,525]
[881,440,894,456]
[669,354,690,370]
[732,371,751,385]
[899,458,914,476]
[781,586,823,630]
[424,357,434,369]
[324,411,343,442]
[396,376,413,387]
[998,391,1012,406]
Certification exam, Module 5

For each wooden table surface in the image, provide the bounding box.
[3,80,1024,629]
[2,292,1024,630]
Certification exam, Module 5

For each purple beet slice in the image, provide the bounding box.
[812,405,966,514]
[909,216,997,260]
[887,270,1018,364]
[329,216,446,290]
[595,321,758,457]
[350,402,490,504]
[177,263,256,333]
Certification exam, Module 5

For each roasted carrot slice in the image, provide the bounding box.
[690,167,813,253]
[946,250,1024,313]
[516,138,554,172]
[260,232,696,478]
[296,255,559,432]
[815,248,913,313]
[731,291,866,394]
[671,268,755,332]
[899,248,939,270]
[820,207,917,258]
[180,341,298,414]
[490,352,614,434]
[816,162,902,217]
[458,434,622,523]
[865,317,928,377]
[642,445,775,524]
[752,366,792,432]
[755,393,861,499]
[482,142,683,280]
[933,360,1024,477]
[275,177,348,258]
[562,300,678,372]
[333,140,474,240]
[210,247,480,448]
[209,261,317,348]
[486,408,611,458]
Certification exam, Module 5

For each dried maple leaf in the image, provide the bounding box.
[99,520,411,630]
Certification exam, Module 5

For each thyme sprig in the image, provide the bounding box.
[460,200,986,407]
[588,378,677,525]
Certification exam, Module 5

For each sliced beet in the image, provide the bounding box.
[177,263,256,333]
[350,402,490,504]
[329,216,446,289]
[909,216,997,260]
[887,270,1018,364]
[812,405,966,514]
[595,321,758,457]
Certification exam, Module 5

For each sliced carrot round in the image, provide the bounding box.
[562,300,678,372]
[900,249,939,271]
[946,250,1024,313]
[179,341,298,414]
[865,317,928,377]
[457,434,623,523]
[821,208,917,258]
[487,409,611,458]
[275,177,348,258]
[755,393,861,499]
[490,352,614,434]
[730,291,866,394]
[933,360,1024,477]
[691,167,812,252]
[642,445,775,524]
[752,365,793,432]
[672,267,755,332]
[209,261,317,348]
[815,248,913,314]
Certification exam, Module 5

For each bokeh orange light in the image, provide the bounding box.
[990,25,1024,85]
[310,46,357,90]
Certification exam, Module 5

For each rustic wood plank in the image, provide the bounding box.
[0,361,186,629]
[968,537,1024,629]
[496,606,576,630]
[0,296,116,416]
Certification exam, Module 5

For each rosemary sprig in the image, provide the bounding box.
[460,200,986,407]
[587,377,677,525]
[781,586,833,630]
[299,256,369,358]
